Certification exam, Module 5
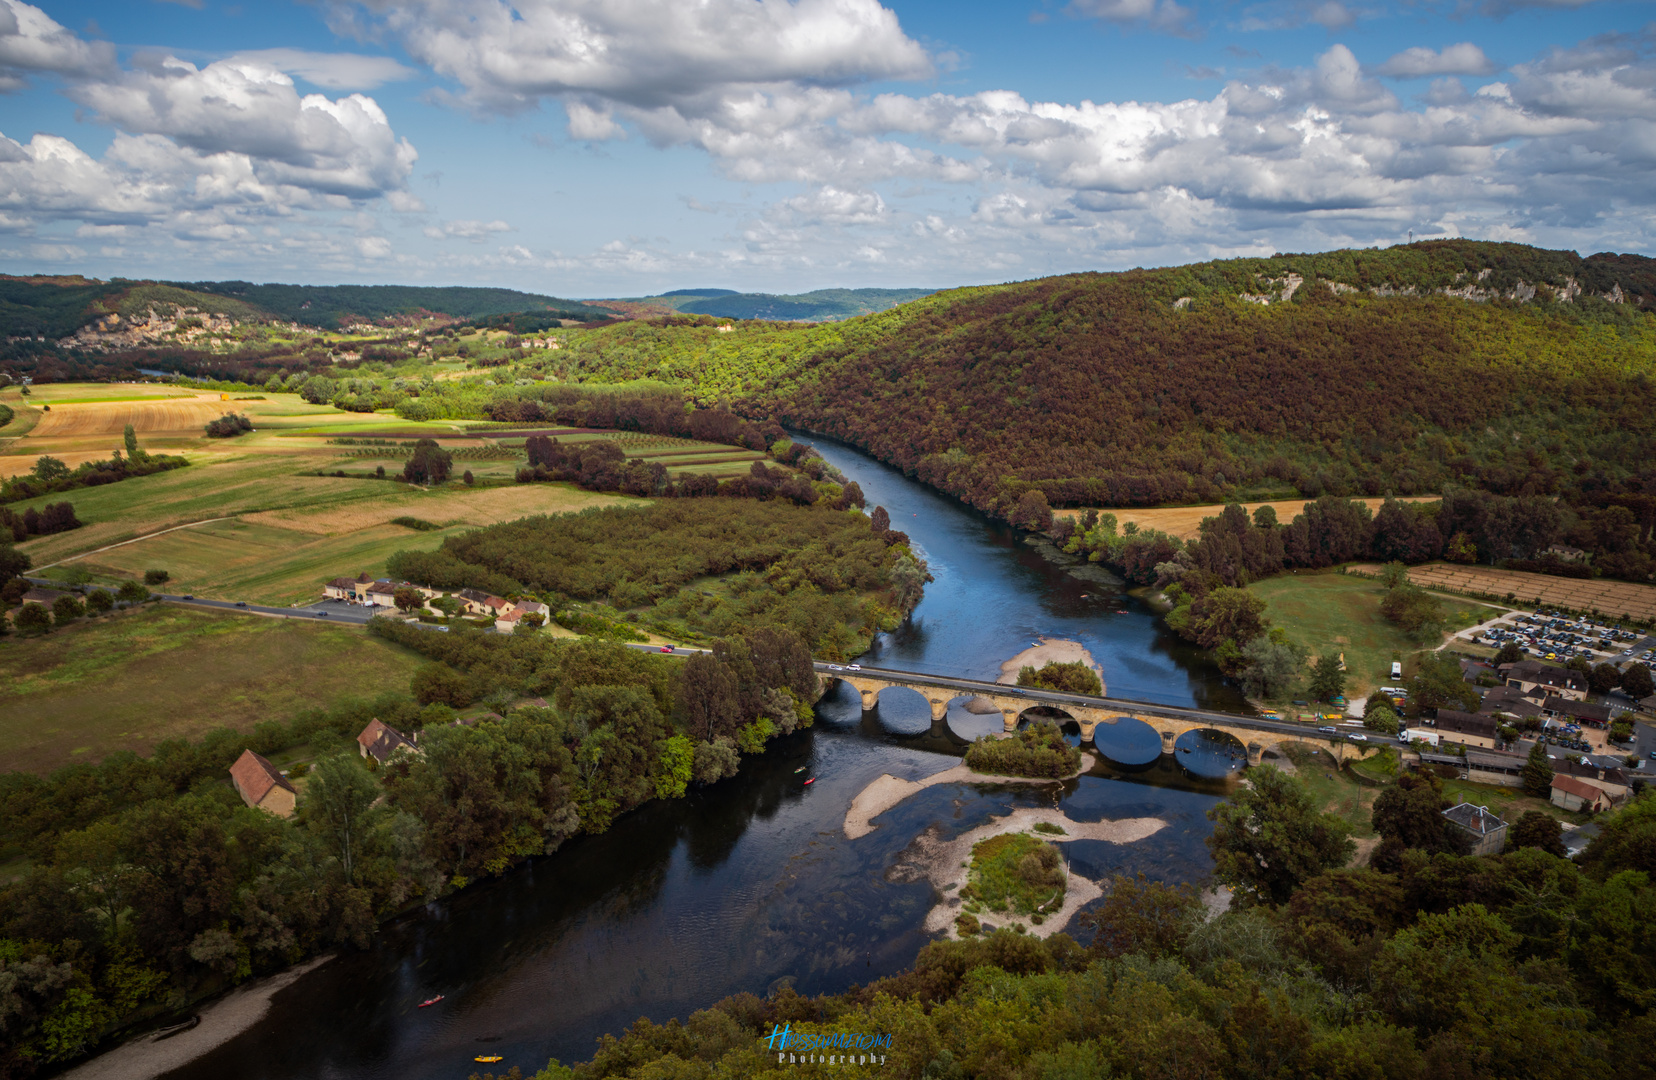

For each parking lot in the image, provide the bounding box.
[1461,609,1654,672]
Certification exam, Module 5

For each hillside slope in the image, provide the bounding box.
[558,241,1656,516]
[605,286,937,322]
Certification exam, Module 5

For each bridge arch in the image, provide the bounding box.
[1172,728,1249,779]
[1090,715,1163,768]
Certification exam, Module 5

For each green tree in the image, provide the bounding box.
[30,455,70,483]
[1508,810,1567,857]
[1364,705,1401,735]
[143,569,169,585]
[51,594,84,624]
[1379,583,1443,639]
[1240,633,1307,699]
[1011,489,1052,531]
[1015,660,1103,696]
[1379,561,1410,589]
[1409,649,1479,712]
[115,580,150,603]
[676,651,741,742]
[123,423,147,462]
[55,819,138,936]
[402,439,453,484]
[14,601,52,634]
[392,586,424,613]
[1308,653,1346,701]
[1590,662,1624,695]
[302,753,387,886]
[1186,586,1269,650]
[1523,741,1555,798]
[1624,664,1654,701]
[85,588,113,614]
[654,734,694,799]
[1206,765,1355,906]
[1495,641,1524,665]
[1370,770,1466,870]
[412,662,472,707]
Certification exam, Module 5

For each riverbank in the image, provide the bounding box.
[894,806,1166,940]
[997,637,1103,686]
[62,955,335,1080]
[843,753,1099,840]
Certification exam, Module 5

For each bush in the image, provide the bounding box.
[411,662,472,707]
[116,580,150,603]
[964,720,1082,778]
[144,568,170,585]
[203,413,254,438]
[51,594,84,623]
[14,601,52,633]
[390,516,440,531]
[1015,660,1102,696]
[85,589,113,614]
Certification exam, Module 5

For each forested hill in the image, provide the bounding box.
[608,286,937,322]
[0,275,610,336]
[557,240,1656,518]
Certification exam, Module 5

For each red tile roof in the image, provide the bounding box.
[229,749,295,806]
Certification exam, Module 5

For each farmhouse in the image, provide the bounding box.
[1552,756,1630,799]
[496,600,550,634]
[229,749,297,818]
[457,588,510,616]
[1542,696,1614,728]
[357,718,418,764]
[323,576,360,601]
[1551,775,1612,813]
[1478,685,1544,720]
[1442,802,1507,856]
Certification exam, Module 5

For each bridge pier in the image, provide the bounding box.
[1247,741,1264,766]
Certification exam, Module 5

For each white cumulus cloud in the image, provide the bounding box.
[1375,43,1500,79]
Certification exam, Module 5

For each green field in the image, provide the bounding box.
[1247,571,1502,701]
[0,605,426,774]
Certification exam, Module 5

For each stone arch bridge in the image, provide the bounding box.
[824,665,1369,765]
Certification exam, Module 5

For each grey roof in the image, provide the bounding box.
[1443,802,1507,836]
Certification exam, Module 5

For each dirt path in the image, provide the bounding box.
[34,518,234,569]
[63,955,333,1080]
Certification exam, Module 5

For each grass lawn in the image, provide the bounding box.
[0,604,426,775]
[961,832,1067,917]
[1280,744,1379,838]
[1249,570,1503,701]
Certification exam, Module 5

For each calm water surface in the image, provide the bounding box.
[160,440,1244,1080]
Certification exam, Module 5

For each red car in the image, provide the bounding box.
[660,645,674,653]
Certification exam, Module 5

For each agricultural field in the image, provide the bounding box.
[1059,496,1439,541]
[1349,562,1656,622]
[0,383,642,603]
[0,604,426,774]
[484,427,768,476]
[1248,570,1503,700]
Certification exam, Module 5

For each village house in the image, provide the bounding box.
[365,580,403,608]
[1442,802,1507,856]
[1542,696,1615,729]
[1500,660,1588,702]
[323,576,360,601]
[229,749,298,818]
[20,586,69,606]
[1552,755,1630,799]
[357,718,418,764]
[1478,685,1545,721]
[496,599,550,634]
[1551,774,1612,813]
[1430,709,1502,750]
[457,587,510,616]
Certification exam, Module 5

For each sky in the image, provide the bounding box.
[0,1,1653,296]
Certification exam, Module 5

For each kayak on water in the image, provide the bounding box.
[794,766,806,773]
[418,995,444,1008]
[475,1056,504,1064]
[803,778,815,785]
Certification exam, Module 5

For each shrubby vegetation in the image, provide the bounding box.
[963,720,1082,778]
[385,500,925,657]
[958,833,1065,919]
[1013,660,1102,696]
[201,412,252,438]
[1,426,184,505]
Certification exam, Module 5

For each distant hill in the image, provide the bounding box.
[560,240,1656,516]
[616,286,938,322]
[0,275,612,338]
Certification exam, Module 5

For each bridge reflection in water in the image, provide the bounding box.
[823,664,1367,778]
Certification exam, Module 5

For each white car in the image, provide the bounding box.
[848,663,862,671]
[1348,733,1368,742]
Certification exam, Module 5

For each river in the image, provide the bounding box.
[156,439,1243,1080]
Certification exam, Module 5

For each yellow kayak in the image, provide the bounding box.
[475,1056,504,1063]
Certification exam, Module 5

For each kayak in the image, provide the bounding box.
[418,995,444,1008]
[803,778,815,785]
[475,1056,504,1064]
[793,766,806,773]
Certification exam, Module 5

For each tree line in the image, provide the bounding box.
[0,624,835,1075]
[1,426,185,505]
[486,770,1656,1080]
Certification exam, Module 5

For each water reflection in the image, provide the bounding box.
[1172,729,1249,779]
[1091,716,1164,768]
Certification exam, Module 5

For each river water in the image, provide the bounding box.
[158,440,1244,1080]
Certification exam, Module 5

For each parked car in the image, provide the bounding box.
[1317,725,1338,734]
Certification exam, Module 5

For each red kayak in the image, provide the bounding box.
[803,778,815,785]
[419,995,444,1008]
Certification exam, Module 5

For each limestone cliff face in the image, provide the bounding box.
[57,306,297,351]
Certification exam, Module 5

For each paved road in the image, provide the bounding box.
[802,661,1379,747]
[158,594,382,624]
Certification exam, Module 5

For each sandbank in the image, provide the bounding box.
[891,806,1165,940]
[997,637,1104,686]
[844,754,1097,840]
[63,955,334,1080]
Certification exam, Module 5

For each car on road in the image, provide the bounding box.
[848,664,862,670]
[1348,733,1368,741]
[183,595,194,600]
[659,645,673,653]
[1317,725,1338,734]
[316,611,328,617]
[235,601,247,608]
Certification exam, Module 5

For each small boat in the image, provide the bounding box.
[1116,609,1128,614]
[803,777,815,785]
[418,995,444,1008]
[793,766,806,773]
[150,1016,201,1042]
[1079,593,1088,598]
[475,1056,504,1064]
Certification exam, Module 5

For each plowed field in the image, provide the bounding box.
[30,396,227,437]
[1348,563,1656,620]
[1063,496,1438,540]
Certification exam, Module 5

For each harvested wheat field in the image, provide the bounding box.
[1348,563,1656,621]
[0,449,123,478]
[240,483,634,535]
[1059,496,1439,540]
[30,395,229,437]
